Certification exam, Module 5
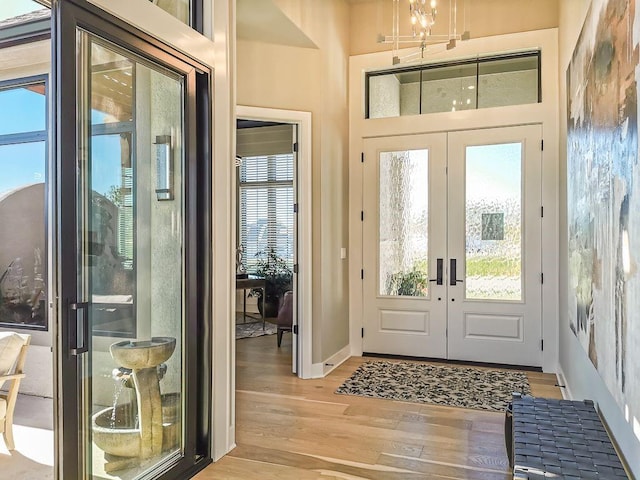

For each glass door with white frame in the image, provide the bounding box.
[362,133,448,358]
[446,125,542,366]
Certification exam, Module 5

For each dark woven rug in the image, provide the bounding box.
[335,361,530,412]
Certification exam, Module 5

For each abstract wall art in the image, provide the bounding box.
[567,0,640,430]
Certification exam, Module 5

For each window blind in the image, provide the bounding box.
[239,153,294,272]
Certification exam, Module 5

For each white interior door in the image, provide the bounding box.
[447,125,542,366]
[361,125,543,367]
[362,133,448,358]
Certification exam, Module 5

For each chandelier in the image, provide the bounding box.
[409,0,437,40]
[379,0,470,65]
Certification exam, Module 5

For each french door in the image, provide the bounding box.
[53,2,211,479]
[362,125,543,367]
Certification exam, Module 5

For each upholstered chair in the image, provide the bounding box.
[274,291,293,347]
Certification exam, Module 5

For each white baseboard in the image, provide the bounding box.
[311,344,351,378]
[310,362,324,378]
[556,365,573,400]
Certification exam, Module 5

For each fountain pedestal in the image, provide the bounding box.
[132,366,164,458]
[93,336,177,468]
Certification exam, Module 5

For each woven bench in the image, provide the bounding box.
[506,393,628,480]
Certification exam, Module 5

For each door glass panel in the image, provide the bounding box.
[465,143,522,300]
[78,32,184,478]
[379,149,429,297]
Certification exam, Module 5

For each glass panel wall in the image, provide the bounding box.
[367,51,540,119]
[378,149,429,297]
[0,79,48,329]
[81,34,185,478]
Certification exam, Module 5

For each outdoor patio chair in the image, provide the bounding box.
[0,332,31,450]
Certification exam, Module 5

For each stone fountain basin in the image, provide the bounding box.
[92,393,180,458]
[110,336,176,370]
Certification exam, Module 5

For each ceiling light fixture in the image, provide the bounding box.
[379,0,471,65]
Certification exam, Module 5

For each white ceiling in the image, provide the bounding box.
[236,0,317,49]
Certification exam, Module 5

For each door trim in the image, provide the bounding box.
[348,29,560,373]
[236,105,313,379]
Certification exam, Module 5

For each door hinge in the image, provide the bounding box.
[293,142,299,152]
[361,327,364,338]
[360,269,364,280]
[293,264,299,274]
[541,272,544,284]
[361,152,364,163]
[360,210,364,221]
[541,206,544,218]
[293,203,298,213]
[541,339,544,351]
[541,139,544,151]
[293,325,299,334]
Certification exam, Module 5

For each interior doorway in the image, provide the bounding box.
[235,119,298,370]
[361,124,543,367]
[235,106,312,378]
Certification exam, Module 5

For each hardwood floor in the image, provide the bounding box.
[194,334,562,480]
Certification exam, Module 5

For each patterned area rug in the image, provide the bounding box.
[336,361,531,411]
[236,320,277,339]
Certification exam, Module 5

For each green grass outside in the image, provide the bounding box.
[466,256,521,277]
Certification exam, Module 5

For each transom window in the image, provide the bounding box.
[367,51,541,119]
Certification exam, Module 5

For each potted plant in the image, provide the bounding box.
[385,261,429,297]
[251,247,292,318]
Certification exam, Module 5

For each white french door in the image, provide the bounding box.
[362,125,543,367]
[362,133,448,358]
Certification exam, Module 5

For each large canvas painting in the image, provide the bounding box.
[567,0,640,428]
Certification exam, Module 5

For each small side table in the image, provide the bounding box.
[235,276,266,330]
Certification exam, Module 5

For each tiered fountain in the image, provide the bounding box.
[92,336,179,473]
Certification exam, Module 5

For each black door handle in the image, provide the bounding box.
[70,301,89,355]
[450,259,464,286]
[429,258,443,285]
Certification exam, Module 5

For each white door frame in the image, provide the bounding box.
[236,105,313,378]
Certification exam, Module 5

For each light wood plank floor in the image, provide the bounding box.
[195,334,562,480]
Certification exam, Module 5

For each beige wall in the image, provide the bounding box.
[349,0,559,56]
[558,1,640,476]
[237,0,350,364]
